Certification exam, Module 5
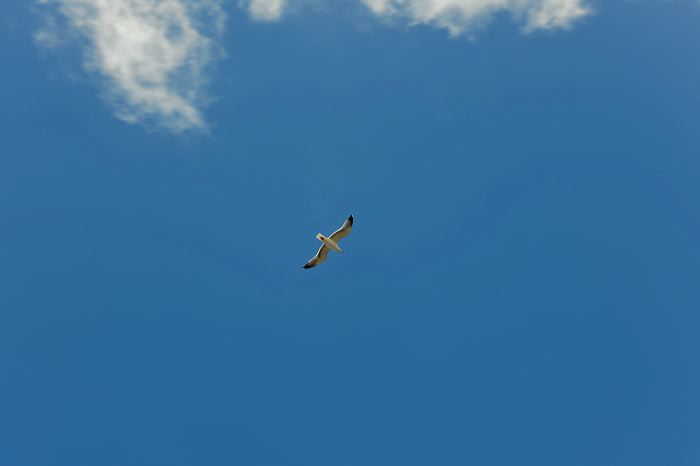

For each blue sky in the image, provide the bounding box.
[2,1,700,465]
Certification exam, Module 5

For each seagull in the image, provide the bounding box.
[302,215,354,269]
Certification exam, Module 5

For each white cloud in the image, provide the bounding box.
[241,0,288,21]
[34,14,67,49]
[36,0,592,134]
[237,0,590,34]
[37,0,226,132]
[362,0,591,36]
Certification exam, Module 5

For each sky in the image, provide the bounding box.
[1,1,700,465]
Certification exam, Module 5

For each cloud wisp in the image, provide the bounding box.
[361,0,592,36]
[36,0,592,133]
[240,0,591,36]
[37,0,226,132]
[241,0,288,21]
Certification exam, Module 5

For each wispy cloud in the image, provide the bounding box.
[242,0,591,34]
[37,0,226,132]
[241,0,288,21]
[36,0,592,133]
[34,13,68,49]
[362,0,591,36]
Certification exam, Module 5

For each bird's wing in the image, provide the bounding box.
[302,243,329,269]
[329,215,353,243]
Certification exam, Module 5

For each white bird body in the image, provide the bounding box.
[302,215,353,269]
[316,234,343,253]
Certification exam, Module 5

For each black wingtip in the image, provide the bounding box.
[348,214,354,224]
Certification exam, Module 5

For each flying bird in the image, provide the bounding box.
[302,215,354,269]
